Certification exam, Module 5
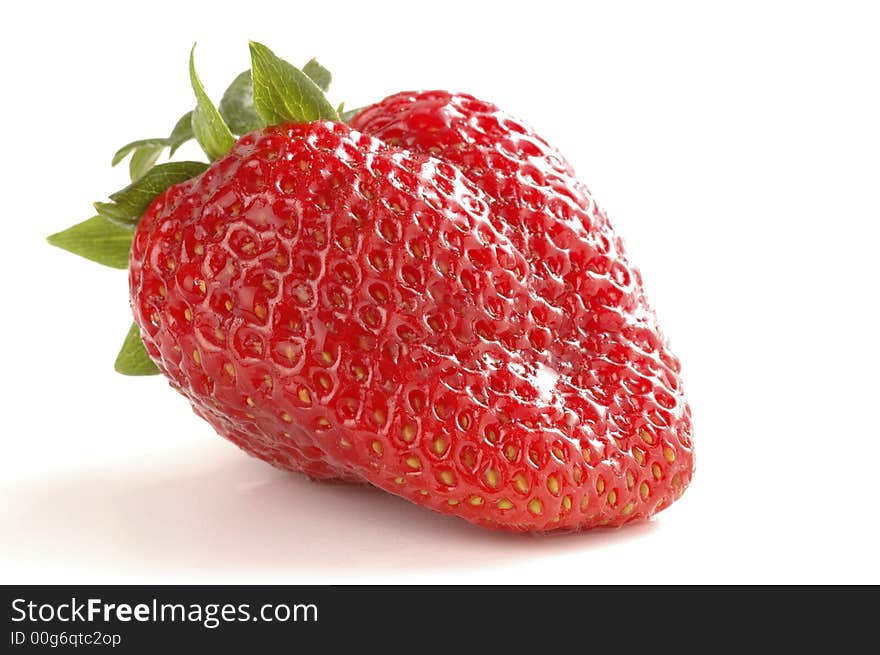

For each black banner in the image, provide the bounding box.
[1,585,872,651]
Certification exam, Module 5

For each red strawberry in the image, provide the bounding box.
[49,43,693,532]
[351,92,695,521]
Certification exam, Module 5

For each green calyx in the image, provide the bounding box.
[249,42,338,124]
[115,323,161,376]
[189,45,237,161]
[48,41,355,376]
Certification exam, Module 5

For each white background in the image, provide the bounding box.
[1,0,878,584]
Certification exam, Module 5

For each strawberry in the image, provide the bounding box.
[49,43,693,531]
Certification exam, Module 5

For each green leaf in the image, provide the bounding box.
[112,111,196,178]
[129,144,164,180]
[340,105,364,123]
[99,161,209,226]
[168,110,195,155]
[219,70,264,135]
[112,138,170,167]
[302,58,331,92]
[47,215,134,269]
[249,41,339,125]
[115,323,160,376]
[189,45,235,160]
[94,201,136,226]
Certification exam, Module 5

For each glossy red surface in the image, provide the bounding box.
[130,106,693,531]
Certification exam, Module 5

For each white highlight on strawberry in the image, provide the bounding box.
[533,362,560,404]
